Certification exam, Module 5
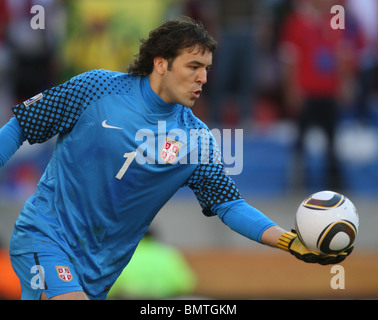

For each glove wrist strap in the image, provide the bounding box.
[277,231,296,251]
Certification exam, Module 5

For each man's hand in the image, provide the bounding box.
[277,231,353,265]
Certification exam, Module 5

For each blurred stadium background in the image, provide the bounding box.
[0,0,377,300]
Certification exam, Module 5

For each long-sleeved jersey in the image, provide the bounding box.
[7,69,275,299]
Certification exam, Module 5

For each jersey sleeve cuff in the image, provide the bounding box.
[212,199,277,243]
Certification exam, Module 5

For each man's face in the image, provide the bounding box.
[158,46,212,107]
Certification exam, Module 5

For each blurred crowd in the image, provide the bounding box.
[185,0,377,128]
[0,0,376,122]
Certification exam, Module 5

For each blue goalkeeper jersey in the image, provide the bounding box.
[9,69,244,299]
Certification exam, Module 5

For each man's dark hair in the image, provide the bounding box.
[127,16,217,76]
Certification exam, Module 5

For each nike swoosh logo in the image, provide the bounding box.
[102,120,123,130]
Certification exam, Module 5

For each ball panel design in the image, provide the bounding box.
[303,192,344,210]
[329,233,351,251]
[295,191,359,254]
[317,220,357,254]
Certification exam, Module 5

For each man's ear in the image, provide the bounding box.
[153,57,168,75]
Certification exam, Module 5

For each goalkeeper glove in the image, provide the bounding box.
[277,230,353,265]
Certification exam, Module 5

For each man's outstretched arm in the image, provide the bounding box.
[0,116,25,167]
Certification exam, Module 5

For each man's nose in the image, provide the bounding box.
[197,69,207,84]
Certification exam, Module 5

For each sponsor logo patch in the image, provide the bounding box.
[23,93,43,106]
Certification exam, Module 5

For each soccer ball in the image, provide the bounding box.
[295,190,359,255]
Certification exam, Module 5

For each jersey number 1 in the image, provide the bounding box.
[116,151,137,180]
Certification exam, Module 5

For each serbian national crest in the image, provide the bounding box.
[55,266,73,282]
[160,137,182,164]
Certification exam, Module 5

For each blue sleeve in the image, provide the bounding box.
[12,69,124,144]
[213,199,277,243]
[185,163,243,216]
[182,115,244,216]
[0,116,25,167]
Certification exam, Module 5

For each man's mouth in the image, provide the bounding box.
[192,89,202,99]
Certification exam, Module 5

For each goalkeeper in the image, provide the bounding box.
[0,17,352,300]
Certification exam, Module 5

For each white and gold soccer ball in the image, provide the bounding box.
[295,190,359,255]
